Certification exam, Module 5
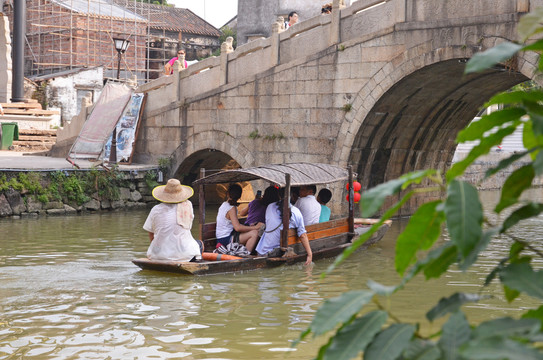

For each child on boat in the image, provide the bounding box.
[143,179,203,261]
[317,188,332,223]
[216,184,263,253]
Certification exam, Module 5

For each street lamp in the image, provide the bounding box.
[109,37,130,164]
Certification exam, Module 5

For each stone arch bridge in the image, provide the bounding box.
[134,0,540,214]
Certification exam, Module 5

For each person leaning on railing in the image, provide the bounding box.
[164,49,188,75]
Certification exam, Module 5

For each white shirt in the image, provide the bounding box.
[295,194,321,226]
[216,202,234,238]
[143,202,201,261]
[255,202,306,255]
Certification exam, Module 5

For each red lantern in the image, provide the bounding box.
[345,193,361,203]
[353,181,361,192]
[346,181,362,192]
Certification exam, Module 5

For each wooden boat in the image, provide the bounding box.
[133,163,391,275]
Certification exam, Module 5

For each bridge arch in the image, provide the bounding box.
[340,45,532,194]
[172,130,256,184]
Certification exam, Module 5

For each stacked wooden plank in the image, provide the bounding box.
[11,128,57,152]
[1,100,59,117]
[1,101,59,152]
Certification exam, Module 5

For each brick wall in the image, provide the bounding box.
[21,0,147,76]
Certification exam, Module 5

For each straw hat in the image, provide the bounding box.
[152,179,194,203]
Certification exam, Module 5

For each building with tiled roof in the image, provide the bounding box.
[113,1,221,79]
[2,0,221,81]
[2,0,148,79]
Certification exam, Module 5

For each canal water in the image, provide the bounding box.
[0,190,541,359]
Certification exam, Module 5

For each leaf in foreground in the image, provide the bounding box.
[395,200,445,275]
[360,170,435,217]
[464,41,523,74]
[445,180,483,258]
[426,293,483,322]
[447,125,517,181]
[326,192,411,275]
[401,339,441,360]
[494,165,535,213]
[363,324,415,360]
[456,107,525,142]
[522,305,543,330]
[472,317,541,339]
[500,262,543,300]
[485,150,531,178]
[518,7,543,41]
[502,202,543,233]
[323,310,387,360]
[438,311,471,360]
[460,336,543,360]
[459,227,499,271]
[308,290,374,336]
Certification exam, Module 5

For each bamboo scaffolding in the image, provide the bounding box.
[23,0,175,81]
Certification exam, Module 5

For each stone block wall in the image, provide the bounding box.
[0,169,159,219]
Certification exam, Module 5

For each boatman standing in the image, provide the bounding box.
[143,179,203,261]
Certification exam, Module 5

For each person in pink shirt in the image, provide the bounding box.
[164,49,188,75]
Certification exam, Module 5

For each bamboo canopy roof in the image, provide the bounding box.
[193,163,353,187]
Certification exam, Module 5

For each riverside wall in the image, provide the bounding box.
[0,152,539,220]
[0,169,159,219]
[457,151,543,190]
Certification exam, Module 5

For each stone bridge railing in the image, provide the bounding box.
[134,0,539,166]
[138,0,533,104]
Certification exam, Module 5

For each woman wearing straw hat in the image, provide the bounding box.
[143,179,202,261]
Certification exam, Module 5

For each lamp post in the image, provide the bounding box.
[109,38,130,164]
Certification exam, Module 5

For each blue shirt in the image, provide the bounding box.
[255,202,306,255]
[319,205,331,222]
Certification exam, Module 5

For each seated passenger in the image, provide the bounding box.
[143,179,203,261]
[239,186,281,225]
[290,186,300,205]
[216,184,263,252]
[294,185,321,225]
[317,188,332,223]
[255,197,313,265]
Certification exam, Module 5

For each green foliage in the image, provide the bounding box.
[249,130,261,139]
[0,168,154,206]
[219,27,237,48]
[342,103,352,112]
[302,9,543,360]
[158,157,171,173]
[211,26,237,57]
[144,169,159,190]
[264,132,285,140]
[249,130,285,140]
[87,168,124,200]
[50,171,90,205]
[0,172,46,195]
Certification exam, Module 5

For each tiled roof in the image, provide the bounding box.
[113,1,221,37]
[50,0,147,22]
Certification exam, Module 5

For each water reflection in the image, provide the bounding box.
[0,190,541,358]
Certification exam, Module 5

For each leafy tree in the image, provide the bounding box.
[299,8,543,360]
[211,26,237,57]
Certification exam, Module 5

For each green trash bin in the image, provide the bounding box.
[1,122,19,150]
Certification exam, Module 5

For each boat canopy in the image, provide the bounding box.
[192,162,354,187]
